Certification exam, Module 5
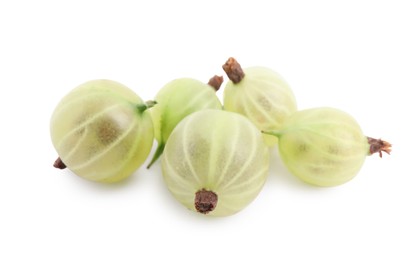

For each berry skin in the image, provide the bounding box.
[147,77,222,168]
[223,57,297,146]
[264,107,391,187]
[50,79,155,183]
[162,109,270,216]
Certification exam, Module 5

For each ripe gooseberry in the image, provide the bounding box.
[263,107,391,187]
[50,79,155,183]
[161,109,270,217]
[147,76,223,168]
[223,57,297,146]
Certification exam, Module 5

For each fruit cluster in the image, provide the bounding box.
[50,57,391,217]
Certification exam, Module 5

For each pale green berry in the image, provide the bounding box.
[50,79,154,183]
[147,76,223,168]
[162,109,270,217]
[223,57,297,146]
[264,107,391,186]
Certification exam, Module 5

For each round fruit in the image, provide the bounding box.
[50,79,155,183]
[264,107,391,186]
[161,109,270,217]
[147,76,223,168]
[223,57,297,146]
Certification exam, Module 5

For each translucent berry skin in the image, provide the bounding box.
[161,110,269,217]
[50,79,154,183]
[223,66,297,146]
[147,78,222,168]
[271,107,369,187]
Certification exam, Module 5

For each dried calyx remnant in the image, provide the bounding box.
[207,75,224,91]
[367,137,392,158]
[53,157,66,169]
[222,57,245,84]
[195,189,218,214]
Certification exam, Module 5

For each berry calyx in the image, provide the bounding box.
[53,157,66,169]
[367,137,392,158]
[195,189,218,214]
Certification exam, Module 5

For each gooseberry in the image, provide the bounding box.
[264,107,391,187]
[161,109,270,217]
[223,57,297,146]
[147,76,223,168]
[50,79,155,183]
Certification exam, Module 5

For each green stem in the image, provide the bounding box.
[146,142,165,169]
[137,100,157,113]
[261,130,283,139]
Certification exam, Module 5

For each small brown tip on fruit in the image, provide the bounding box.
[222,57,245,84]
[367,137,392,158]
[195,189,218,214]
[207,75,224,91]
[53,157,66,169]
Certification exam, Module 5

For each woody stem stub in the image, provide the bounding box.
[207,75,224,91]
[222,57,245,84]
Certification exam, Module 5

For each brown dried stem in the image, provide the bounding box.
[207,75,224,91]
[222,57,245,84]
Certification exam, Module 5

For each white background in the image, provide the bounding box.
[1,0,419,259]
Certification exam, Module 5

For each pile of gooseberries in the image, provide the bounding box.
[50,58,391,217]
